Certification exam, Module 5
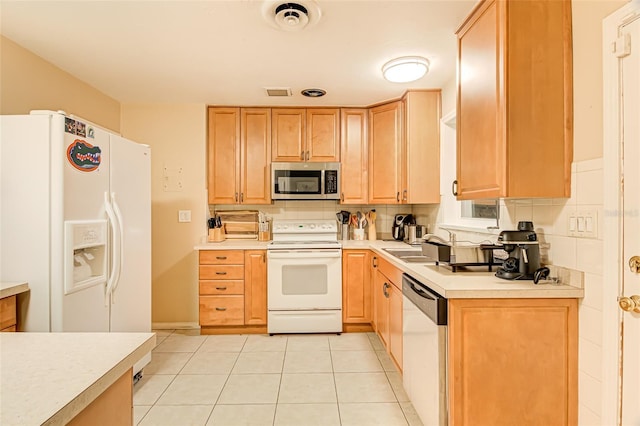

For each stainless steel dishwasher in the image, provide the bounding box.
[402,273,447,426]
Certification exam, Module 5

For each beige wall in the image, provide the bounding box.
[120,104,207,326]
[572,0,626,161]
[0,36,121,132]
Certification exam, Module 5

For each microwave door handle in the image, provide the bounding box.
[321,170,325,197]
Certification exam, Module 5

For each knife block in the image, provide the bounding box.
[208,227,225,242]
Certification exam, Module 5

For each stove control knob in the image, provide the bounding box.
[310,224,316,229]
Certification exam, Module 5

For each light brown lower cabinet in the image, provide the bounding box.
[199,250,267,333]
[448,298,578,426]
[373,255,403,371]
[342,250,372,331]
[67,368,133,426]
[0,295,17,331]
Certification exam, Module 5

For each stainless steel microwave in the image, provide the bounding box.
[271,162,340,200]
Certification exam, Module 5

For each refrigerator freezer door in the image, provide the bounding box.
[108,134,151,335]
[53,116,111,331]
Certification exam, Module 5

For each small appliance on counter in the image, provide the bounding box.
[404,224,426,245]
[392,214,414,241]
[495,221,542,280]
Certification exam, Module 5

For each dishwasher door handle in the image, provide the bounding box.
[410,283,435,300]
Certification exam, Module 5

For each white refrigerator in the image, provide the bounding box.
[0,111,152,374]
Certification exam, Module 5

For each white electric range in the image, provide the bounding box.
[266,219,342,334]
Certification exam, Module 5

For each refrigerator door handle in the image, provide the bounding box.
[104,192,121,305]
[110,192,125,301]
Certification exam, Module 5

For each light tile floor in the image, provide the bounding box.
[133,330,424,426]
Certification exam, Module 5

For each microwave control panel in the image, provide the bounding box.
[325,170,338,194]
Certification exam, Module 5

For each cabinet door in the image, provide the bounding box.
[369,101,402,204]
[374,269,390,347]
[448,298,578,425]
[404,90,441,204]
[208,107,240,204]
[306,108,340,162]
[342,250,371,324]
[340,109,368,204]
[241,108,271,204]
[244,250,267,325]
[388,282,403,371]
[272,109,305,162]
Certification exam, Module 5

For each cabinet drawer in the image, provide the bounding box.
[199,250,245,265]
[377,256,402,289]
[199,265,245,280]
[200,296,244,326]
[0,295,17,330]
[200,280,244,295]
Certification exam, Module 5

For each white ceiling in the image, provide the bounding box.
[0,0,476,107]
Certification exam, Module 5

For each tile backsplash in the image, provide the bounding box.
[209,202,439,240]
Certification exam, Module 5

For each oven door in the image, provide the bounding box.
[267,248,342,310]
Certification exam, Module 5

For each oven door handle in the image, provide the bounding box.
[268,249,342,259]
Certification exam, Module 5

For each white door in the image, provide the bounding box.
[108,134,151,334]
[604,4,640,424]
[620,13,640,425]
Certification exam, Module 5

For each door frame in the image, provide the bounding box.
[603,2,640,424]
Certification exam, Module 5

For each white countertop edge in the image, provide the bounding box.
[1,333,155,426]
[193,239,584,299]
[45,334,156,426]
[0,281,29,299]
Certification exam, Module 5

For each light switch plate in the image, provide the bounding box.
[178,210,191,223]
[568,210,597,238]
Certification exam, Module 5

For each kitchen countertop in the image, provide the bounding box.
[195,239,584,299]
[0,332,155,426]
[0,281,30,299]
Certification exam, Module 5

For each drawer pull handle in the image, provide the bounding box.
[215,286,227,290]
[215,307,227,311]
[215,272,227,275]
[216,256,227,260]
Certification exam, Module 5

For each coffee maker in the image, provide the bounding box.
[392,214,413,241]
[495,221,541,280]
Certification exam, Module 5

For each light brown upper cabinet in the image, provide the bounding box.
[340,108,368,204]
[272,108,340,162]
[403,90,441,204]
[369,90,441,204]
[369,101,403,204]
[455,0,572,200]
[208,107,271,204]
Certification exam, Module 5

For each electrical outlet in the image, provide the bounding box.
[178,210,191,223]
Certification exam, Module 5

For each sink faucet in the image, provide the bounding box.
[444,229,457,245]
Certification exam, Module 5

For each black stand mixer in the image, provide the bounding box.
[495,221,542,280]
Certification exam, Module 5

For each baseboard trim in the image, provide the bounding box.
[152,322,200,330]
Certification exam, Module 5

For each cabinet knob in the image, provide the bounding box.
[300,152,304,160]
[215,271,227,275]
[216,256,227,260]
[372,256,378,268]
[215,286,227,291]
[402,189,407,201]
[396,192,400,202]
[452,180,458,196]
[240,193,244,203]
[629,256,640,273]
[215,307,227,311]
[235,192,239,202]
[306,151,310,161]
[619,295,640,313]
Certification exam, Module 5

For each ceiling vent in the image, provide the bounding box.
[265,87,293,97]
[262,0,321,32]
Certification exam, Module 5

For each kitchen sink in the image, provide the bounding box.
[383,248,433,263]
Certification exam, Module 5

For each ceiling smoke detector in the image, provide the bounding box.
[262,1,321,32]
[275,3,308,30]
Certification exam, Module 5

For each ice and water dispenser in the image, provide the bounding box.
[64,220,107,294]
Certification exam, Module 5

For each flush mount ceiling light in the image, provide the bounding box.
[382,56,430,83]
[301,88,326,98]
